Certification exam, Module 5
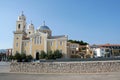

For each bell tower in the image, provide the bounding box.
[13,12,27,55]
[16,11,26,32]
[27,21,34,37]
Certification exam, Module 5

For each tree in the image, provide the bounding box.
[68,40,88,45]
[26,55,33,62]
[46,50,55,59]
[21,53,26,61]
[54,50,63,58]
[14,53,21,62]
[8,55,15,61]
[39,51,46,59]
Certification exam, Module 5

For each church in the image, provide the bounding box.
[13,12,68,59]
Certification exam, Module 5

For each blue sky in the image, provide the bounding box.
[0,0,120,49]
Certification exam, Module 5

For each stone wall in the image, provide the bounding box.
[10,61,120,73]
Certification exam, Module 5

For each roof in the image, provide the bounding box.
[50,35,67,39]
[22,36,30,40]
[99,44,120,47]
[40,25,50,30]
[90,44,120,48]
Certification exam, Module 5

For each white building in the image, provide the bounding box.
[91,45,110,58]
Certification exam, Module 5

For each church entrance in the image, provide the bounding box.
[36,52,39,60]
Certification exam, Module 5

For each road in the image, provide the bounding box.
[0,62,120,80]
[0,62,10,73]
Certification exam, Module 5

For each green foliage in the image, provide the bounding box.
[14,53,21,61]
[45,50,63,60]
[11,52,33,62]
[8,55,15,60]
[21,53,26,60]
[39,51,46,59]
[46,50,54,59]
[26,55,33,61]
[54,50,62,58]
[68,40,88,45]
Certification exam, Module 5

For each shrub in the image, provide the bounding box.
[46,50,54,59]
[21,53,26,61]
[26,55,33,62]
[54,50,62,58]
[14,53,21,62]
[39,51,46,59]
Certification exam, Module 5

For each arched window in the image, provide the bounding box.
[18,24,20,29]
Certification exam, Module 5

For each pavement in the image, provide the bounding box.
[0,62,10,73]
[0,62,120,80]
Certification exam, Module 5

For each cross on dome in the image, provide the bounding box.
[43,21,45,26]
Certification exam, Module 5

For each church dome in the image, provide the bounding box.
[37,21,52,37]
[28,23,34,29]
[38,21,51,31]
[18,11,26,21]
[39,25,50,30]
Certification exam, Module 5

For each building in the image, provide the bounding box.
[67,42,93,58]
[67,42,79,58]
[99,44,120,57]
[91,44,120,58]
[6,48,13,56]
[78,45,93,58]
[13,12,68,59]
[91,45,110,58]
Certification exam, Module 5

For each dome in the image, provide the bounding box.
[28,23,34,29]
[38,21,51,31]
[18,11,26,21]
[39,25,50,31]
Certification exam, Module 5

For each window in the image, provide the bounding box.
[72,51,74,54]
[101,49,104,51]
[29,32,31,34]
[60,41,63,46]
[73,45,75,48]
[24,42,26,46]
[34,37,36,44]
[19,18,21,20]
[39,36,41,44]
[34,36,41,44]
[37,36,39,44]
[16,43,18,47]
[18,24,20,29]
[50,42,53,46]
[16,37,19,40]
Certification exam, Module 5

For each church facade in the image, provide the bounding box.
[13,12,68,59]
